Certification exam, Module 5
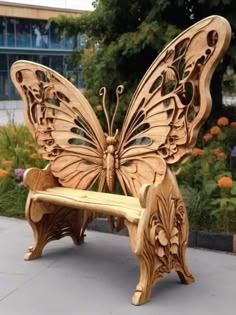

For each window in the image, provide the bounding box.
[0,52,83,99]
[6,19,15,47]
[50,22,64,49]
[0,19,7,46]
[65,36,77,49]
[0,17,83,50]
[78,34,87,50]
[51,55,63,73]
[32,21,49,48]
[9,55,31,66]
[16,19,31,47]
[0,71,9,98]
[0,54,7,70]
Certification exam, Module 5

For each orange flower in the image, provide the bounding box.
[96,105,103,111]
[2,159,13,165]
[203,133,212,142]
[217,176,233,189]
[217,152,227,160]
[213,148,221,156]
[210,126,221,135]
[30,153,38,159]
[230,122,236,128]
[0,169,9,178]
[217,116,229,126]
[192,148,204,157]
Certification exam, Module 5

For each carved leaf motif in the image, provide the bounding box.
[158,230,168,246]
[149,217,158,247]
[171,235,179,245]
[171,226,178,237]
[147,182,186,265]
[157,247,165,258]
[170,244,178,254]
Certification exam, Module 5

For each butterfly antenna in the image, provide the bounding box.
[99,87,111,135]
[111,85,124,135]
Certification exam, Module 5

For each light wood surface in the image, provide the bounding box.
[33,188,143,223]
[10,15,231,305]
[0,2,84,20]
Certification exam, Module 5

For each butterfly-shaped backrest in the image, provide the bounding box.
[10,15,231,197]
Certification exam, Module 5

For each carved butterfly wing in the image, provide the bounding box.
[116,16,231,197]
[10,61,107,191]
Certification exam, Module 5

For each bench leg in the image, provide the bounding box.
[131,234,194,305]
[127,169,194,305]
[24,198,91,260]
[128,221,194,305]
[131,251,155,305]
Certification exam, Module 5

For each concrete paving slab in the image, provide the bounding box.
[0,216,235,315]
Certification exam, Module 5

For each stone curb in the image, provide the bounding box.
[88,218,236,253]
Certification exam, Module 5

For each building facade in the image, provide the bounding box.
[0,1,87,100]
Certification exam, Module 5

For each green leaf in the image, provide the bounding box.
[230,182,236,196]
[209,199,221,206]
[227,198,236,206]
[203,180,217,195]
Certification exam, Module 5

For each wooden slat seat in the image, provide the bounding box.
[33,188,143,223]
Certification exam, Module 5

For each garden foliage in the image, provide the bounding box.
[53,0,236,123]
[0,118,235,232]
[179,117,236,232]
[0,124,46,218]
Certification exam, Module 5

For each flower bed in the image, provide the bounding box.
[0,118,236,235]
[179,116,236,233]
[0,124,46,218]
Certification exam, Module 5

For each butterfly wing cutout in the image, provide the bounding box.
[117,16,231,197]
[10,61,107,191]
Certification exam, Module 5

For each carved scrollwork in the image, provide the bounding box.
[25,205,90,260]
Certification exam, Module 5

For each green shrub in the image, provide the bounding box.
[179,116,236,233]
[0,123,46,218]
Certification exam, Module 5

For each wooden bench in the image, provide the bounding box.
[10,15,231,305]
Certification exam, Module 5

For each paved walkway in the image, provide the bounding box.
[0,217,235,315]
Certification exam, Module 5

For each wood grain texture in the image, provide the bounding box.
[126,168,194,304]
[11,15,231,197]
[23,167,93,260]
[10,15,231,305]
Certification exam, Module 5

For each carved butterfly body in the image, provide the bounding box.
[103,134,119,191]
[10,16,231,197]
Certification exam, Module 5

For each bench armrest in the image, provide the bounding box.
[24,165,59,192]
[24,166,59,223]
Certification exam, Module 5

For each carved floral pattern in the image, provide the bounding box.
[148,192,187,273]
